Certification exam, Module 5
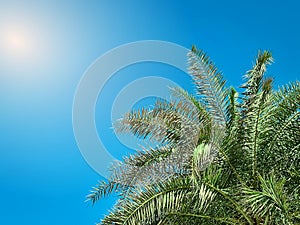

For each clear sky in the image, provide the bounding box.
[0,1,299,225]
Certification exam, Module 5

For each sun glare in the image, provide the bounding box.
[8,34,26,52]
[0,20,45,67]
[3,28,32,57]
[0,8,63,85]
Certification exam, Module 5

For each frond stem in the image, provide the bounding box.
[217,146,245,186]
[206,183,253,225]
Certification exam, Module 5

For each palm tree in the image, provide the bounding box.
[88,46,300,225]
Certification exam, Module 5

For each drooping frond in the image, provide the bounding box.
[115,95,204,146]
[169,86,207,117]
[108,145,180,188]
[115,106,180,145]
[87,180,125,204]
[112,91,211,189]
[152,98,201,149]
[100,177,193,225]
[99,176,231,225]
[170,87,212,144]
[188,45,228,126]
[124,145,173,167]
[87,146,176,205]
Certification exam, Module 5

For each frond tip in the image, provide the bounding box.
[87,180,123,205]
[188,45,228,126]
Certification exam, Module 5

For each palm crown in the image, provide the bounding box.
[88,46,300,225]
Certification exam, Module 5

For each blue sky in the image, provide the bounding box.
[0,1,299,224]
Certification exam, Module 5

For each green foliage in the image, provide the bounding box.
[88,47,300,225]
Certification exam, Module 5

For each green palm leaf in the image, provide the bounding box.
[89,47,300,225]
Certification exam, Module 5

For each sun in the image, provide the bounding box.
[0,9,61,84]
[8,34,26,51]
[2,28,33,58]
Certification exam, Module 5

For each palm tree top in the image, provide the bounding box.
[88,46,300,225]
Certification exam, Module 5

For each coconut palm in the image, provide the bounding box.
[88,46,300,225]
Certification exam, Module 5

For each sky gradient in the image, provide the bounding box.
[0,1,299,225]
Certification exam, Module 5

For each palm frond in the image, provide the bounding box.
[259,81,300,180]
[225,87,239,130]
[188,45,228,126]
[124,145,173,167]
[89,47,300,225]
[169,86,207,117]
[192,143,218,178]
[115,95,205,147]
[87,180,124,204]
[238,51,274,183]
[170,86,212,144]
[241,51,273,101]
[241,173,290,223]
[115,106,179,145]
[100,177,193,225]
[108,145,180,188]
